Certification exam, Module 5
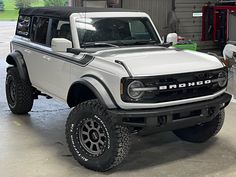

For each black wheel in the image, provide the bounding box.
[5,67,34,114]
[65,100,131,172]
[173,110,225,143]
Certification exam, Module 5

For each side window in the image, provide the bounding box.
[31,17,49,45]
[130,20,151,40]
[16,15,31,37]
[57,22,72,41]
[49,19,72,46]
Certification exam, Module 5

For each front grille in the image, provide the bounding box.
[121,68,227,103]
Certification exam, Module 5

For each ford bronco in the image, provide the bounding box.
[5,7,232,171]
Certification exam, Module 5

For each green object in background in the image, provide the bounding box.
[0,0,44,20]
[0,10,18,20]
[173,42,197,51]
[0,0,4,11]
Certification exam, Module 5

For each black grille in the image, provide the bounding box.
[121,68,228,103]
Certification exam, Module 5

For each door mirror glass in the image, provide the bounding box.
[51,38,72,52]
[166,33,178,45]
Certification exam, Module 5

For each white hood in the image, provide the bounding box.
[95,47,224,76]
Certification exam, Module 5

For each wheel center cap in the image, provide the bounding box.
[90,130,99,142]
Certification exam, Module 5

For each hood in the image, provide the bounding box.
[94,46,224,76]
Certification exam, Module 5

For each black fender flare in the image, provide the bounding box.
[6,51,29,81]
[67,76,118,109]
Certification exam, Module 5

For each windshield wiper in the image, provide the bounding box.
[120,40,159,46]
[134,40,158,45]
[81,42,119,48]
[132,41,172,47]
[156,42,172,48]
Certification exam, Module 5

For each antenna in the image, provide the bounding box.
[84,0,87,20]
[84,0,87,49]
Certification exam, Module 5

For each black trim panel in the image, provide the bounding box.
[79,55,95,66]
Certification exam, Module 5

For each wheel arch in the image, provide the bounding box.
[6,51,29,81]
[67,76,117,109]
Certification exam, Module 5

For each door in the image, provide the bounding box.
[28,17,71,101]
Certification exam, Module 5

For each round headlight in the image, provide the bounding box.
[218,71,228,87]
[127,81,144,99]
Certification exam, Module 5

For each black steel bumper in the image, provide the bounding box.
[108,93,232,132]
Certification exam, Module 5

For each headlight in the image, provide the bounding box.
[218,71,228,87]
[127,81,145,99]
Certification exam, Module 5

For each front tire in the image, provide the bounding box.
[5,67,34,114]
[65,100,131,171]
[173,110,225,143]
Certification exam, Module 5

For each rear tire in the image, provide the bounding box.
[5,67,34,114]
[65,100,131,171]
[173,110,225,143]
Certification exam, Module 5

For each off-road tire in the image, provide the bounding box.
[65,99,131,171]
[173,110,225,143]
[6,67,34,114]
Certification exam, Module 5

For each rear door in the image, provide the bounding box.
[24,17,50,89]
[28,17,71,100]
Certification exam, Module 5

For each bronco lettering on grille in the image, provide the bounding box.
[159,80,212,90]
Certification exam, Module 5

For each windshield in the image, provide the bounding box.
[76,17,160,48]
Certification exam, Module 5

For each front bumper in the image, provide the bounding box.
[108,93,232,132]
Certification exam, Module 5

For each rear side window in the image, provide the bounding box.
[31,17,49,45]
[16,15,31,37]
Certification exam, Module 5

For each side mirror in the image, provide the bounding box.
[166,33,178,45]
[223,43,236,68]
[51,38,72,52]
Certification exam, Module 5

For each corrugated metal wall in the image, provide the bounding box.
[175,0,217,49]
[122,0,172,37]
[123,0,218,50]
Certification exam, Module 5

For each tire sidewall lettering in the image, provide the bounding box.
[70,125,88,162]
[94,114,111,149]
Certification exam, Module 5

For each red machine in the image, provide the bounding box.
[202,4,236,50]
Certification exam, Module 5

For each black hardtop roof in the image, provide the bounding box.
[19,7,141,19]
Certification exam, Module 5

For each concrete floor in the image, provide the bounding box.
[1,22,236,177]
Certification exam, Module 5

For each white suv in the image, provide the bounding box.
[5,7,232,171]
